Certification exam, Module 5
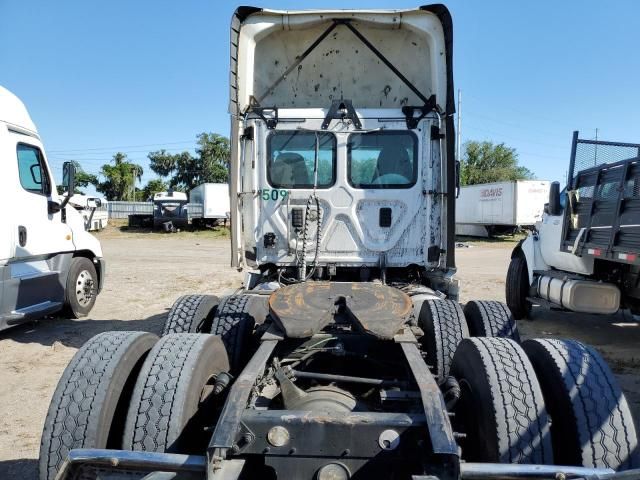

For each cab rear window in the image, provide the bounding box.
[267,131,336,189]
[348,131,417,189]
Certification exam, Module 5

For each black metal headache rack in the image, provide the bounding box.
[562,131,640,262]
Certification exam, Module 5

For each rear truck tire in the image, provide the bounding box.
[418,299,469,379]
[450,337,553,464]
[123,333,230,454]
[463,300,520,341]
[522,339,639,470]
[162,294,219,335]
[506,254,531,320]
[39,331,158,480]
[211,294,256,374]
[63,256,98,318]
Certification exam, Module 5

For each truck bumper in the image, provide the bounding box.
[55,449,620,480]
[56,449,206,480]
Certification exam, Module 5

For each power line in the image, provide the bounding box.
[515,151,563,161]
[463,123,570,150]
[47,140,196,153]
[48,159,174,168]
[463,110,570,138]
[47,146,195,160]
[461,92,585,131]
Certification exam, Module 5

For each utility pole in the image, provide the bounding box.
[456,89,462,161]
[131,166,137,202]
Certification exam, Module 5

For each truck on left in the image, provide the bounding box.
[0,85,105,331]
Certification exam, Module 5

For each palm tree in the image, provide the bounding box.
[97,153,144,201]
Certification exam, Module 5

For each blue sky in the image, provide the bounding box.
[1,1,639,194]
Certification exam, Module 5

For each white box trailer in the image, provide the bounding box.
[455,180,550,237]
[188,183,230,227]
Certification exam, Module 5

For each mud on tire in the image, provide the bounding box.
[418,299,469,379]
[464,300,520,341]
[123,333,230,454]
[163,294,219,335]
[523,338,639,470]
[39,331,158,480]
[450,337,553,464]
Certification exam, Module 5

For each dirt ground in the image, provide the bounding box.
[0,229,638,477]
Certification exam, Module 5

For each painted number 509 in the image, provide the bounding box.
[260,189,288,201]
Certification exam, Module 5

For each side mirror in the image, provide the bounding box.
[59,162,77,213]
[62,161,76,195]
[548,181,561,216]
[86,198,101,209]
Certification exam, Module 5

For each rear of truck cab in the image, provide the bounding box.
[229,5,458,296]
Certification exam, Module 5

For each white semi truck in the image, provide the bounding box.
[0,86,104,331]
[507,131,640,319]
[41,8,638,480]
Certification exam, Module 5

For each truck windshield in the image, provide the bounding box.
[348,131,417,189]
[267,131,336,189]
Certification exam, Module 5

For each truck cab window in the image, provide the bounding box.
[17,143,51,195]
[267,131,336,189]
[348,131,417,189]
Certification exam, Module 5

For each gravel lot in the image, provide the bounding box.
[0,228,638,477]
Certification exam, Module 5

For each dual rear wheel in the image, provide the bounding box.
[451,336,639,469]
[163,293,256,374]
[417,298,519,379]
[39,332,230,480]
[416,298,638,469]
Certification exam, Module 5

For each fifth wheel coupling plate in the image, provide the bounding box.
[268,281,412,339]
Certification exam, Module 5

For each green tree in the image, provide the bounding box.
[460,141,534,186]
[195,132,230,184]
[96,153,144,200]
[148,132,229,192]
[141,178,168,200]
[56,161,98,195]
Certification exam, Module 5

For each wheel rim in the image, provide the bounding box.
[75,269,95,307]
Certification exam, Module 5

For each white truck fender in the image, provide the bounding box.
[73,230,103,258]
[66,207,103,258]
[516,233,549,284]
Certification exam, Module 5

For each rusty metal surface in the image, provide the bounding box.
[398,339,458,457]
[54,449,206,480]
[268,281,412,339]
[239,410,425,457]
[208,340,278,457]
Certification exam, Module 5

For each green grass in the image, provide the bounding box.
[96,219,230,239]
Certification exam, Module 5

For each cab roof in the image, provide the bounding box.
[230,5,454,118]
[0,85,38,136]
[154,191,188,201]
